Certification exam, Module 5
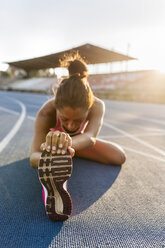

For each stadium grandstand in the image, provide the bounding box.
[6,43,136,73]
[2,43,164,104]
[4,43,138,92]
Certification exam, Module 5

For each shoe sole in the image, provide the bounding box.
[38,149,72,221]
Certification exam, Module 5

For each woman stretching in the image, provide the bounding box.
[30,57,126,221]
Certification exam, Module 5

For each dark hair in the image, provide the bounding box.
[68,59,88,77]
[54,56,94,110]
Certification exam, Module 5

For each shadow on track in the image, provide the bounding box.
[70,157,121,215]
[0,158,121,248]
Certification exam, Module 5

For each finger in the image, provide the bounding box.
[45,131,53,151]
[61,140,69,155]
[40,143,46,151]
[66,134,72,147]
[53,130,60,136]
[56,133,67,154]
[52,132,60,153]
[56,148,62,155]
[68,147,75,158]
[58,132,67,149]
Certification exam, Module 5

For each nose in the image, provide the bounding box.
[66,122,76,131]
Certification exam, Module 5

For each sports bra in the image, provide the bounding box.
[50,115,88,137]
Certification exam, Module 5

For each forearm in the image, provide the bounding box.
[30,152,41,169]
[72,133,96,151]
[29,133,96,168]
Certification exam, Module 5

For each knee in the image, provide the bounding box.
[115,147,126,165]
[30,152,40,169]
[107,150,126,166]
[119,152,126,165]
[30,155,35,168]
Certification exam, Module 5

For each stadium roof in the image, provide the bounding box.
[7,43,136,71]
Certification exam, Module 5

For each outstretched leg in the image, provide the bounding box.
[75,138,126,165]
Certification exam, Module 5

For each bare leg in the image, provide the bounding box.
[75,138,126,165]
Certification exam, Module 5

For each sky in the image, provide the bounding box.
[1,0,165,72]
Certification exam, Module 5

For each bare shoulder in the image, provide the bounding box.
[87,96,105,118]
[84,96,105,136]
[35,97,57,130]
[37,97,56,120]
[93,96,105,109]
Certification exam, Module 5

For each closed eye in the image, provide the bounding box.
[61,118,84,123]
[61,118,68,122]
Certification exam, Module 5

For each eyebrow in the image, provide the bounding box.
[60,115,84,121]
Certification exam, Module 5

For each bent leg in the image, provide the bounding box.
[75,138,126,165]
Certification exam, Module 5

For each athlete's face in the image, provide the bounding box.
[57,107,89,133]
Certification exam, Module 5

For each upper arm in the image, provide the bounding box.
[30,99,56,154]
[84,97,105,137]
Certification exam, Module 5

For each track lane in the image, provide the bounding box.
[0,98,26,153]
[0,91,164,248]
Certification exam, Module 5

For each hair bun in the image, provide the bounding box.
[70,72,87,80]
[68,59,88,78]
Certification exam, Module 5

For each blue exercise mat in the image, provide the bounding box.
[1,157,164,247]
[0,158,121,248]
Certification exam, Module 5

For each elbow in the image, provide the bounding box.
[30,153,39,169]
[88,135,96,147]
[30,155,35,169]
[91,137,96,146]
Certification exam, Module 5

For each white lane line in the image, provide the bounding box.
[103,122,165,157]
[99,132,165,139]
[0,99,26,153]
[25,103,40,108]
[138,116,165,125]
[144,128,165,132]
[2,106,164,139]
[110,119,165,132]
[27,115,35,121]
[0,106,19,116]
[98,135,165,162]
[0,106,35,121]
[119,113,165,126]
[122,146,165,163]
[1,103,165,159]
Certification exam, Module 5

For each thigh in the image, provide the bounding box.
[75,138,126,165]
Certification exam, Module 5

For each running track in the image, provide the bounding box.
[0,91,164,248]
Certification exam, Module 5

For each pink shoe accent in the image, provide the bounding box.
[42,187,45,206]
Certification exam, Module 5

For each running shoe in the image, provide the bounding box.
[38,149,72,221]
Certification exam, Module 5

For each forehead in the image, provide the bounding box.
[58,107,88,119]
